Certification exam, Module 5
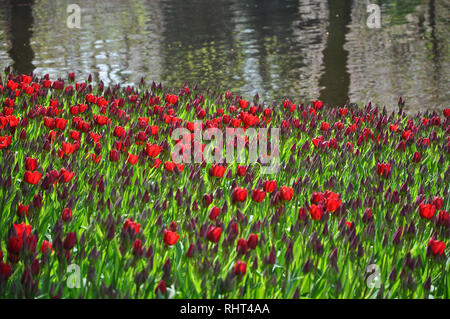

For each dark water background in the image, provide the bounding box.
[0,0,448,112]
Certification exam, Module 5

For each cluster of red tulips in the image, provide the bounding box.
[0,67,448,298]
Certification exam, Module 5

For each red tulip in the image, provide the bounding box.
[146,143,162,158]
[166,94,178,105]
[127,154,138,165]
[326,197,341,213]
[210,164,226,178]
[110,149,119,162]
[40,240,52,254]
[132,239,144,257]
[209,206,220,221]
[63,232,77,250]
[62,142,76,155]
[70,130,80,140]
[155,280,167,295]
[377,163,390,177]
[251,189,266,203]
[55,118,67,130]
[412,151,421,163]
[0,261,12,281]
[234,260,247,275]
[0,135,12,149]
[163,229,179,246]
[401,130,412,141]
[60,168,75,183]
[309,204,323,221]
[94,114,109,125]
[164,161,184,172]
[280,186,294,201]
[25,157,38,171]
[24,171,42,185]
[419,204,436,220]
[321,121,330,131]
[17,204,29,218]
[232,187,247,203]
[113,126,126,138]
[432,196,443,210]
[437,211,449,227]
[8,223,32,256]
[389,124,399,132]
[247,234,258,249]
[263,180,277,193]
[239,99,249,109]
[428,238,445,256]
[62,207,73,223]
[123,218,140,234]
[236,238,248,255]
[207,226,222,243]
[236,165,247,177]
[312,100,323,109]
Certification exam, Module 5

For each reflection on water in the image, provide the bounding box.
[0,0,448,112]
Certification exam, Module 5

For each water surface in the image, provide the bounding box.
[0,0,448,112]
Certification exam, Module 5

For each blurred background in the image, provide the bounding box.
[0,0,448,112]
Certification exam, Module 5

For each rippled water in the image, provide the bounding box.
[0,0,448,112]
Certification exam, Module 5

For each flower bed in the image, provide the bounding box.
[0,69,448,298]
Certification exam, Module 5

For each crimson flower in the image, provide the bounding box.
[321,121,330,131]
[210,164,226,178]
[236,165,247,177]
[236,238,248,255]
[60,168,75,183]
[428,238,445,256]
[239,99,249,109]
[412,151,421,163]
[146,143,162,158]
[25,157,38,171]
[437,211,449,227]
[8,223,33,257]
[432,196,443,210]
[0,135,12,149]
[377,163,390,177]
[24,171,42,185]
[232,187,247,203]
[17,204,29,218]
[263,180,277,193]
[40,240,52,254]
[207,226,222,243]
[164,161,184,172]
[64,232,77,251]
[280,186,294,201]
[0,261,12,281]
[155,280,167,295]
[163,229,180,246]
[209,206,220,221]
[127,154,138,165]
[93,115,109,125]
[309,204,323,221]
[110,149,119,162]
[234,260,247,275]
[251,189,266,203]
[62,207,73,223]
[419,204,436,220]
[123,218,140,234]
[247,234,258,249]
